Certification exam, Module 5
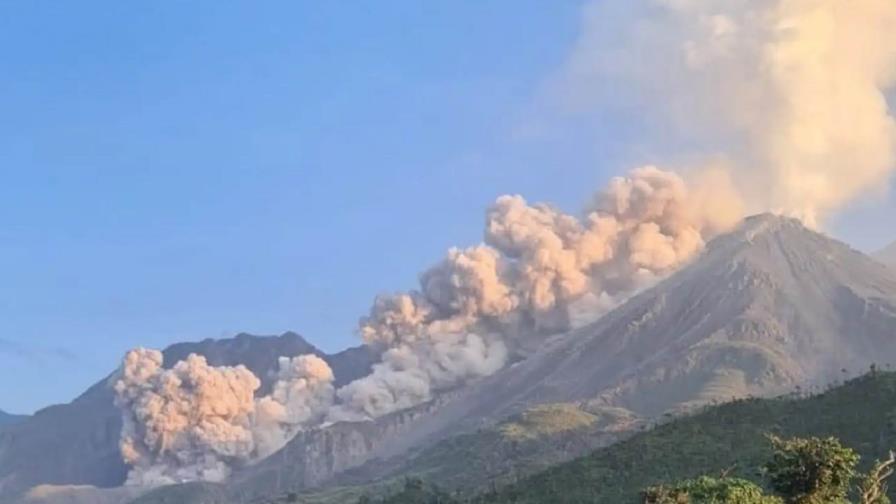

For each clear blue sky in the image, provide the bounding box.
[1,1,892,414]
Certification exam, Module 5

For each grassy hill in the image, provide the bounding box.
[356,368,896,504]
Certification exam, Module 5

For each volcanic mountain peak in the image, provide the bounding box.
[354,214,896,451]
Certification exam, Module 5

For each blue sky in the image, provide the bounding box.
[1,1,893,414]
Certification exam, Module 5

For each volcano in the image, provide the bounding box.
[9,214,896,504]
[230,214,896,499]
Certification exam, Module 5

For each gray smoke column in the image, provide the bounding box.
[114,349,334,486]
[334,166,743,420]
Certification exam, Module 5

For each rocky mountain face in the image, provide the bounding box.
[215,214,896,502]
[0,332,375,501]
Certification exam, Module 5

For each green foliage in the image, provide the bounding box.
[643,476,783,504]
[640,436,890,504]
[763,435,858,504]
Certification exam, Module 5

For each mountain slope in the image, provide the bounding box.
[0,409,27,427]
[0,332,375,500]
[223,214,896,501]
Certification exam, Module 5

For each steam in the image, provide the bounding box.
[114,349,334,486]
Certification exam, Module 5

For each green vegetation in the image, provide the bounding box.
[642,475,782,504]
[641,435,895,504]
[762,435,858,503]
[361,370,896,504]
[368,436,895,504]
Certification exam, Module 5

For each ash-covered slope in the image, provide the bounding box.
[0,332,374,500]
[228,214,896,499]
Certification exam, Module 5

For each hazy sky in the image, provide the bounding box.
[1,1,893,414]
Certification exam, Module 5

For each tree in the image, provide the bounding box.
[762,435,859,504]
[860,452,896,504]
[640,436,895,504]
[642,476,782,503]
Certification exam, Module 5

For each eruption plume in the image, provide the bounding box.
[114,0,896,484]
[333,166,743,420]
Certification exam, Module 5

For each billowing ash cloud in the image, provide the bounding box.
[331,166,743,420]
[114,349,260,485]
[114,349,334,486]
[561,0,896,227]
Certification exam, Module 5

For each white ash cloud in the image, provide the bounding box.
[114,349,334,486]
